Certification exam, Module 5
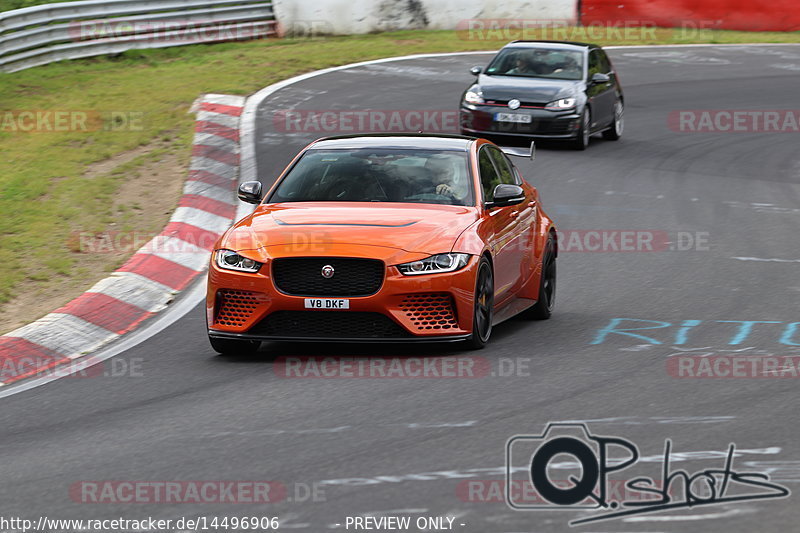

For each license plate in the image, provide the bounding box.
[495,113,532,123]
[304,298,350,309]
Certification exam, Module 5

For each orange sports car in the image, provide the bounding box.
[206,134,557,354]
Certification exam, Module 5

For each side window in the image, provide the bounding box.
[588,50,599,76]
[478,147,501,202]
[598,50,612,73]
[487,147,516,185]
[513,166,524,185]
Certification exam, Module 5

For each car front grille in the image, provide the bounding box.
[250,311,411,339]
[271,257,384,297]
[489,118,575,135]
[485,99,548,108]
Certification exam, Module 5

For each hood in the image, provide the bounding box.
[476,75,580,103]
[221,202,480,259]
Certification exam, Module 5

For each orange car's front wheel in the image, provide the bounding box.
[523,235,556,320]
[465,257,494,350]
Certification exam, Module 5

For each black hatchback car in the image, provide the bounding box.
[460,41,624,150]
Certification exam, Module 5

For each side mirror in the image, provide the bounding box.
[488,184,525,208]
[469,66,483,76]
[590,72,610,85]
[238,181,263,204]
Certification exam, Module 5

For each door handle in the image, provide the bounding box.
[528,201,537,208]
[509,211,519,219]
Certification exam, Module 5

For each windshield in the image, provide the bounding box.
[485,48,584,80]
[269,148,475,206]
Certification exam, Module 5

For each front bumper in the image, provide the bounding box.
[206,255,479,341]
[460,104,581,139]
[208,330,471,343]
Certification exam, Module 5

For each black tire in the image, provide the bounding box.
[602,99,624,141]
[523,235,556,320]
[571,108,591,150]
[209,336,260,356]
[465,257,494,350]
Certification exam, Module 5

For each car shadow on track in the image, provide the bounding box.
[487,134,614,152]
[213,315,546,364]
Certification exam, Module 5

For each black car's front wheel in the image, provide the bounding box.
[572,108,591,150]
[209,336,260,356]
[523,235,556,320]
[602,99,624,140]
[465,257,494,350]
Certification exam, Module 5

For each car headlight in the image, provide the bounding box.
[215,249,263,273]
[545,98,577,110]
[397,253,471,275]
[464,88,485,105]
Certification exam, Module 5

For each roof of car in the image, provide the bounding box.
[504,40,598,50]
[310,133,474,151]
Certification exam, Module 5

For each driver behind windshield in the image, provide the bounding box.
[270,150,473,206]
[506,51,555,75]
[424,155,468,202]
[506,55,538,75]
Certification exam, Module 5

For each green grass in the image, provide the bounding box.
[0,0,78,11]
[1,28,799,308]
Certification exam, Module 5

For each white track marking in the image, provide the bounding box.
[0,280,207,398]
[197,110,242,130]
[623,507,754,522]
[202,94,247,107]
[87,273,175,313]
[182,180,238,204]
[318,448,782,486]
[6,314,117,357]
[169,206,232,234]
[192,132,239,152]
[144,235,210,271]
[188,157,238,179]
[733,257,800,263]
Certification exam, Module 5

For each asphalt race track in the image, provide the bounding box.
[2,45,800,532]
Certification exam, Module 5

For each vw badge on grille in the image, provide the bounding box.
[321,265,335,279]
[508,99,521,110]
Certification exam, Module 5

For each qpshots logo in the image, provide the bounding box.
[506,423,790,526]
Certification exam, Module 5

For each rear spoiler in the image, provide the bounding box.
[499,141,535,161]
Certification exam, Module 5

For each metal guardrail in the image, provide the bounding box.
[0,0,275,72]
